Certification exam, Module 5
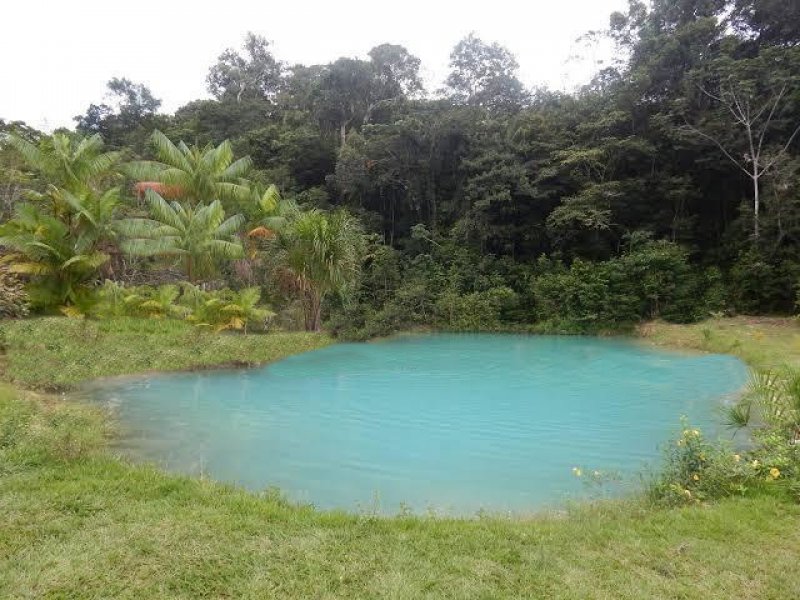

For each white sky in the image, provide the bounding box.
[0,0,628,131]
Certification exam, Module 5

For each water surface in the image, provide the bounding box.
[85,334,747,515]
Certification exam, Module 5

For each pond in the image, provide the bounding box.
[84,334,748,515]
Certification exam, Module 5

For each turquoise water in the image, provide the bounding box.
[85,334,747,515]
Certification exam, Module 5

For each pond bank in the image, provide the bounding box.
[1,316,799,597]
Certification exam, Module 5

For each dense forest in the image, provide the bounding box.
[2,0,799,338]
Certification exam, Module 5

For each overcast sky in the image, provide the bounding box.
[1,0,628,131]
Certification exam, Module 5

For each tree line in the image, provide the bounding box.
[2,0,800,336]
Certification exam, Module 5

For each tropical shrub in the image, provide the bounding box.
[4,131,120,194]
[729,248,799,314]
[118,191,245,282]
[125,130,252,208]
[651,369,800,506]
[274,209,365,331]
[0,132,124,309]
[184,285,274,333]
[0,198,117,308]
[94,281,273,333]
[649,421,800,506]
[532,241,704,331]
[435,286,518,331]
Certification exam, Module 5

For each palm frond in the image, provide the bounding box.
[145,190,185,231]
[204,239,244,260]
[151,130,192,172]
[221,156,253,180]
[5,134,51,173]
[124,160,167,182]
[216,213,246,237]
[121,237,182,257]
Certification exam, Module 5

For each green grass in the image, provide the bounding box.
[1,384,799,599]
[639,316,800,369]
[0,317,332,390]
[1,316,800,598]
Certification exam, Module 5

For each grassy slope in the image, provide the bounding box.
[1,317,800,598]
[639,316,800,370]
[0,317,333,390]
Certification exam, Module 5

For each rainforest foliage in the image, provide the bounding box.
[2,0,800,336]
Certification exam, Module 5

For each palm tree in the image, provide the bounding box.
[0,132,124,308]
[136,284,190,319]
[725,368,800,443]
[275,209,364,331]
[4,132,120,193]
[0,202,111,307]
[216,287,274,334]
[247,184,298,232]
[117,189,245,281]
[126,130,252,208]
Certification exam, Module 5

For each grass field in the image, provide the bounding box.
[1,316,799,598]
[0,317,332,390]
[639,316,800,369]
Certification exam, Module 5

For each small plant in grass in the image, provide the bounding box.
[650,404,800,506]
[726,368,800,445]
[214,287,275,334]
[648,420,759,505]
[571,466,623,499]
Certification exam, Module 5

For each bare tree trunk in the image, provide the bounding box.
[753,172,760,240]
[303,289,323,332]
[685,82,800,245]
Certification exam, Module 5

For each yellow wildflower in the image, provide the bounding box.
[752,459,760,469]
[733,454,741,463]
[692,474,700,481]
[683,489,692,498]
[677,439,684,447]
[692,429,700,436]
[572,467,582,477]
[769,468,780,480]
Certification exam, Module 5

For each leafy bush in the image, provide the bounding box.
[92,281,274,333]
[532,241,705,331]
[650,368,800,506]
[0,264,29,319]
[648,423,758,505]
[436,286,518,331]
[729,248,799,314]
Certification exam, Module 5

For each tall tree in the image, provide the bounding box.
[207,33,284,103]
[75,78,162,150]
[444,33,528,110]
[368,44,424,99]
[685,50,800,239]
[313,58,377,147]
